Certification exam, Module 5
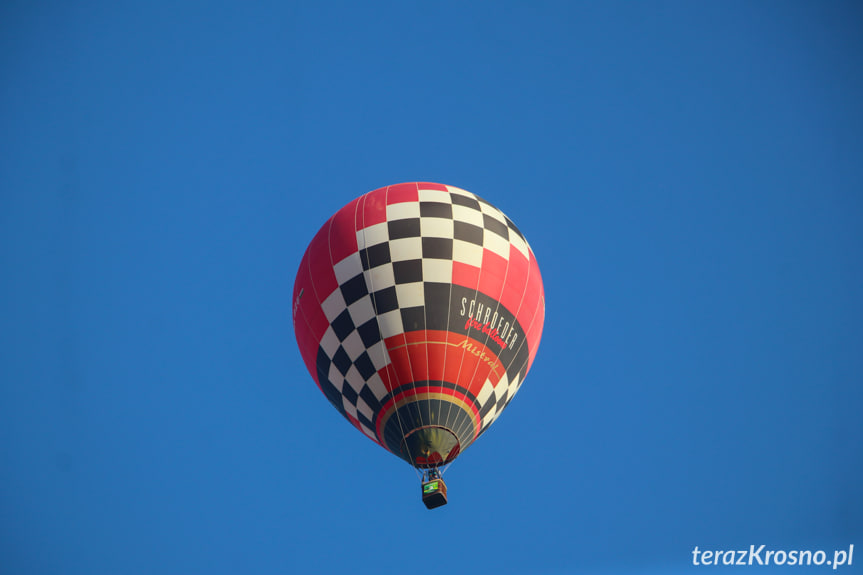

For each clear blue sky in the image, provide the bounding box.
[2,1,862,574]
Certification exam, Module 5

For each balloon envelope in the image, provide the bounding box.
[293,183,544,468]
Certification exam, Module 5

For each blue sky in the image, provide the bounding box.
[2,1,862,574]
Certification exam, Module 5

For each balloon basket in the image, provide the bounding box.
[421,477,448,509]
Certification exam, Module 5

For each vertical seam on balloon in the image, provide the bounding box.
[357,190,411,467]
[372,185,420,472]
[398,182,427,462]
[450,193,512,451]
[442,186,476,467]
[417,182,436,443]
[436,187,456,470]
[438,186,469,442]
[439,185,474,454]
[410,182,437,464]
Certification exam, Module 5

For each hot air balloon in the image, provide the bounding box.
[292,183,544,508]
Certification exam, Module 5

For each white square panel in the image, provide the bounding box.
[452,239,484,267]
[479,202,506,220]
[357,396,374,421]
[341,330,366,361]
[422,259,452,283]
[395,282,425,308]
[388,237,423,262]
[386,201,420,220]
[357,222,389,248]
[446,185,474,199]
[364,263,395,291]
[365,341,390,371]
[476,379,494,406]
[509,232,530,261]
[377,308,404,339]
[365,372,388,400]
[321,289,347,322]
[451,204,485,227]
[481,410,497,429]
[333,252,363,284]
[328,362,344,390]
[483,231,512,261]
[493,374,510,400]
[418,188,452,203]
[348,295,376,326]
[509,374,522,395]
[344,364,365,393]
[420,217,454,238]
[342,396,358,419]
[319,326,341,356]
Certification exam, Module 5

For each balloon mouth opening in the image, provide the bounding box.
[400,426,461,468]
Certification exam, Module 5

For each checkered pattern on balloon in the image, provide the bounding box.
[293,183,545,468]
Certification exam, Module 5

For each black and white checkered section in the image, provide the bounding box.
[475,371,524,432]
[315,185,531,442]
[355,185,531,340]
[317,276,390,441]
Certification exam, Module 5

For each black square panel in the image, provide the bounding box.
[359,385,382,414]
[504,215,525,241]
[475,195,496,211]
[371,286,399,314]
[478,394,497,418]
[451,194,481,210]
[423,283,451,331]
[422,237,453,260]
[340,274,369,305]
[341,380,358,405]
[316,348,345,414]
[331,309,356,341]
[388,218,421,239]
[483,214,509,239]
[332,346,352,376]
[360,242,391,270]
[393,259,423,284]
[354,351,377,380]
[357,317,382,347]
[357,411,375,432]
[420,202,453,219]
[400,306,426,331]
[454,221,484,246]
